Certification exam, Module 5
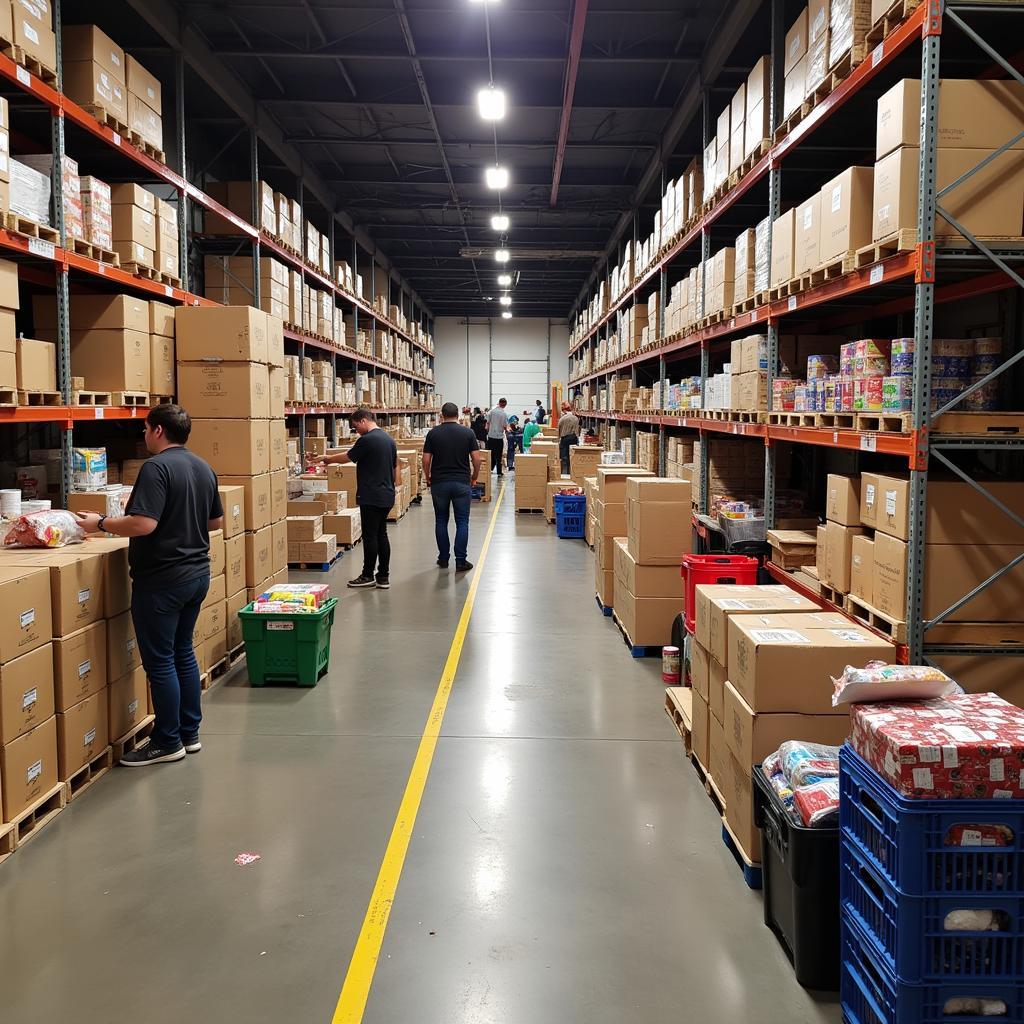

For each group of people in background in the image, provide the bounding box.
[462,397,579,476]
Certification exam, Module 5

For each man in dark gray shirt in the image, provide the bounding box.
[486,398,509,478]
[76,405,223,767]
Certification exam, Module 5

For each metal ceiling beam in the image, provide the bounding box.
[571,0,762,315]
[259,98,674,110]
[183,3,697,14]
[551,0,589,207]
[122,0,430,314]
[284,135,657,150]
[215,48,700,63]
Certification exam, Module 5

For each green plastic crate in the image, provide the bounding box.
[237,598,337,686]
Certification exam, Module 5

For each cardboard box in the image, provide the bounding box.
[692,689,710,767]
[783,56,806,120]
[0,643,54,745]
[106,609,140,682]
[323,509,361,546]
[150,333,174,396]
[695,585,819,665]
[174,306,269,363]
[201,573,226,611]
[53,621,107,712]
[690,640,710,699]
[727,614,894,713]
[850,534,874,604]
[111,204,157,250]
[614,590,680,648]
[875,473,909,540]
[826,473,860,525]
[824,521,865,594]
[244,527,273,587]
[596,465,653,501]
[709,656,727,723]
[596,500,627,537]
[218,485,246,537]
[873,147,1024,242]
[784,8,808,74]
[126,54,162,111]
[271,520,288,572]
[872,531,906,619]
[709,712,729,806]
[110,183,155,213]
[613,537,683,599]
[57,689,108,780]
[794,193,821,275]
[747,56,770,117]
[270,468,288,523]
[3,551,105,637]
[84,537,131,618]
[770,209,795,287]
[287,515,322,542]
[177,362,270,419]
[62,60,127,122]
[16,337,56,391]
[0,566,51,664]
[819,166,874,263]
[208,528,225,578]
[108,665,147,741]
[300,536,337,564]
[876,78,1024,161]
[150,299,174,337]
[12,4,57,72]
[226,589,247,649]
[62,25,126,83]
[224,533,246,596]
[926,481,1024,545]
[626,497,692,566]
[69,328,149,393]
[218,474,272,533]
[1,715,58,821]
[189,419,270,475]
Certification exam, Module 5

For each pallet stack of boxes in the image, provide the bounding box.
[153,197,179,281]
[320,461,362,548]
[513,452,547,512]
[111,183,158,272]
[125,53,164,154]
[176,306,289,631]
[613,477,690,648]
[149,300,175,400]
[592,466,653,611]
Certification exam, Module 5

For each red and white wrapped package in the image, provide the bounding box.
[851,693,1024,799]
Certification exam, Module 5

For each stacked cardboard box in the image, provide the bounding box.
[154,197,178,280]
[568,445,602,488]
[34,291,149,395]
[177,306,288,614]
[0,260,19,389]
[111,183,157,270]
[820,473,864,598]
[11,0,57,73]
[149,300,175,399]
[126,54,163,153]
[592,466,653,609]
[514,452,547,510]
[80,176,112,249]
[205,181,277,238]
[614,478,690,646]
[61,24,127,124]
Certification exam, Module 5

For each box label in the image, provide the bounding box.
[78,588,91,605]
[865,484,876,508]
[127,638,136,652]
[84,728,97,746]
[829,629,869,643]
[803,206,813,229]
[27,758,42,783]
[748,628,809,644]
[885,489,898,516]
[831,184,842,213]
[20,608,35,628]
[22,687,37,709]
[128,698,140,715]
[78,659,92,678]
[24,21,39,45]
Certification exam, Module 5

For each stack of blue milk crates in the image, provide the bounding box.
[553,492,586,539]
[839,744,1024,1024]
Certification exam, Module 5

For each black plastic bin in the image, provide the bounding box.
[752,763,840,990]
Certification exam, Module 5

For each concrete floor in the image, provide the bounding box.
[0,485,841,1024]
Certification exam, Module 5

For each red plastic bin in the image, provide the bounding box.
[680,554,759,635]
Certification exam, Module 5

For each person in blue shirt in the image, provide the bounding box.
[506,415,523,471]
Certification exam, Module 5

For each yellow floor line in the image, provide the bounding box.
[330,480,507,1023]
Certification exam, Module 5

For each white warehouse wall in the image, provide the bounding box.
[434,316,570,410]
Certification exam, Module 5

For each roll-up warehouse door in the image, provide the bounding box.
[491,359,548,417]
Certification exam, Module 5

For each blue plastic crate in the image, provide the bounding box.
[553,493,586,517]
[840,745,1024,896]
[842,916,1024,1024]
[842,834,1024,983]
[555,512,585,539]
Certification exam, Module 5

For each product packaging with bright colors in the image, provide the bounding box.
[850,692,1024,799]
[3,510,86,548]
[251,582,331,613]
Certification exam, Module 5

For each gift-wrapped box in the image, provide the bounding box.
[850,693,1024,799]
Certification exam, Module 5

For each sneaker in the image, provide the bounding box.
[348,574,377,588]
[183,739,202,754]
[437,557,450,568]
[120,743,186,767]
[455,561,474,572]
[375,574,391,589]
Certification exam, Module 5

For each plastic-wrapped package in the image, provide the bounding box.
[760,752,798,823]
[943,909,1006,932]
[3,510,86,548]
[832,660,960,706]
[794,779,840,827]
[778,741,841,788]
[753,216,771,293]
[943,998,1007,1016]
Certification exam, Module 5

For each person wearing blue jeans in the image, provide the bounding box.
[76,404,224,767]
[423,402,481,572]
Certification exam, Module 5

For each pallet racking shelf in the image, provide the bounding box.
[0,0,438,495]
[570,0,1024,667]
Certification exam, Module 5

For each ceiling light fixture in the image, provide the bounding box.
[470,0,501,5]
[497,273,512,286]
[485,165,509,190]
[494,248,510,263]
[499,295,512,306]
[490,214,510,231]
[501,310,512,318]
[477,86,506,121]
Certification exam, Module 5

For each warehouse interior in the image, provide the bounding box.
[0,1,1022,1022]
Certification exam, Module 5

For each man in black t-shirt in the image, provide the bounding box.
[423,402,481,571]
[317,407,399,589]
[76,405,223,767]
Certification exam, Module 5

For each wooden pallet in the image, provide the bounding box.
[773,100,811,143]
[0,821,14,867]
[793,569,823,595]
[855,412,911,433]
[122,262,159,280]
[738,139,771,178]
[112,714,156,761]
[706,773,726,816]
[201,655,230,691]
[71,389,112,407]
[68,236,121,266]
[768,276,804,302]
[865,0,922,48]
[826,45,865,93]
[768,411,817,427]
[3,212,59,243]
[721,819,762,890]
[65,747,113,801]
[854,229,917,268]
[0,387,17,407]
[112,391,150,407]
[612,611,662,658]
[288,549,344,572]
[819,581,846,607]
[515,506,545,514]
[932,411,1024,436]
[83,103,131,138]
[816,411,856,429]
[664,686,692,756]
[2,44,57,85]
[809,252,858,286]
[12,782,66,849]
[19,390,61,406]
[594,592,612,617]
[152,394,176,405]
[844,593,908,644]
